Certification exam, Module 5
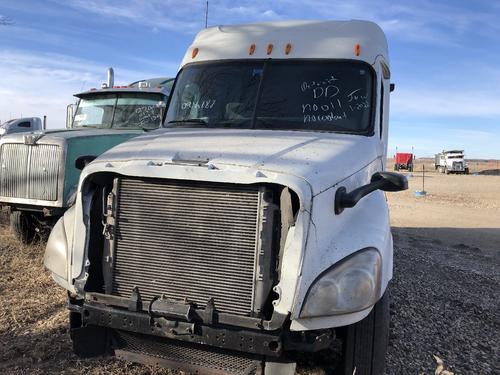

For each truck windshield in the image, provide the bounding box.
[0,119,15,129]
[166,60,374,134]
[73,93,165,129]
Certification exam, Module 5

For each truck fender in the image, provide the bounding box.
[44,205,76,290]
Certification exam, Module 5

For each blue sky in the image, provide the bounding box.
[1,0,499,158]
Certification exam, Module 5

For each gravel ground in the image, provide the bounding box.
[386,227,499,374]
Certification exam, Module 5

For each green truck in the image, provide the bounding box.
[0,72,173,242]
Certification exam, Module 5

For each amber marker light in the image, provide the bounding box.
[285,43,292,55]
[354,43,361,56]
[267,43,274,55]
[248,43,256,55]
[192,48,199,58]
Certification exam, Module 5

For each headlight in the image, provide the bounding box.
[0,128,6,135]
[300,248,382,318]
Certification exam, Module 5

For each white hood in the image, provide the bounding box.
[96,128,380,195]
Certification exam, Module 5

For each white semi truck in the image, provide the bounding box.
[434,150,469,174]
[0,117,44,137]
[45,20,407,375]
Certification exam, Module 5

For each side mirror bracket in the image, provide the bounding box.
[335,172,408,214]
[75,155,97,170]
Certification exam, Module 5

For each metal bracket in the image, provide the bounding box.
[149,296,194,322]
[128,287,142,312]
[204,298,215,325]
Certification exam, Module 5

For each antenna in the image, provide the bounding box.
[205,1,208,28]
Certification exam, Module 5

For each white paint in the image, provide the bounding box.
[181,20,388,67]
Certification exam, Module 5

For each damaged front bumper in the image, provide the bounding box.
[69,293,333,373]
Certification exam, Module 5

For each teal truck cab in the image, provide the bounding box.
[0,75,173,242]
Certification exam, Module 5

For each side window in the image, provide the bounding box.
[18,121,31,128]
[379,82,384,139]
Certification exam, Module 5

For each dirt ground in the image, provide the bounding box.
[0,163,498,374]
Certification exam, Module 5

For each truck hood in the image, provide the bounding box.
[97,128,380,195]
[0,128,144,143]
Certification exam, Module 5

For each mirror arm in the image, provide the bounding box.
[335,179,385,215]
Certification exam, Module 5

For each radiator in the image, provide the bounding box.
[109,178,275,317]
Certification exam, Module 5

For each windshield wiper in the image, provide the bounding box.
[167,118,209,127]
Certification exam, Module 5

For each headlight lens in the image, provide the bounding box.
[0,128,6,135]
[300,248,382,318]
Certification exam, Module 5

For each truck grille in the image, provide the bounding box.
[0,143,61,201]
[111,178,263,316]
[114,330,261,375]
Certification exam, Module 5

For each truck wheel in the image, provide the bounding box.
[340,286,390,375]
[445,167,449,175]
[10,211,36,244]
[393,164,398,171]
[465,168,469,175]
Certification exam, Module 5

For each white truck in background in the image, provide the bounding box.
[434,150,469,174]
[0,117,44,137]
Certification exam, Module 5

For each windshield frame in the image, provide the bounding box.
[164,58,377,136]
[0,119,15,129]
[72,92,166,130]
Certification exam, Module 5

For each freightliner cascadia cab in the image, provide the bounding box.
[0,75,173,243]
[45,21,407,374]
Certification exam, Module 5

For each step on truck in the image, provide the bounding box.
[0,70,173,243]
[45,21,407,375]
[434,150,469,174]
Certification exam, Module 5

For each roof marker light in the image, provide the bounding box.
[355,43,361,56]
[267,43,273,55]
[192,47,199,59]
[285,43,292,55]
[248,43,256,55]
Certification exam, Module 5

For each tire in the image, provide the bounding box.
[465,168,469,175]
[393,164,398,171]
[10,211,36,244]
[445,167,449,175]
[340,286,391,375]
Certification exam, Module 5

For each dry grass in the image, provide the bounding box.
[0,212,171,374]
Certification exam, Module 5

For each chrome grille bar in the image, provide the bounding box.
[0,143,29,198]
[0,143,61,201]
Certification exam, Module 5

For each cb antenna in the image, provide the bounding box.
[205,1,208,28]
